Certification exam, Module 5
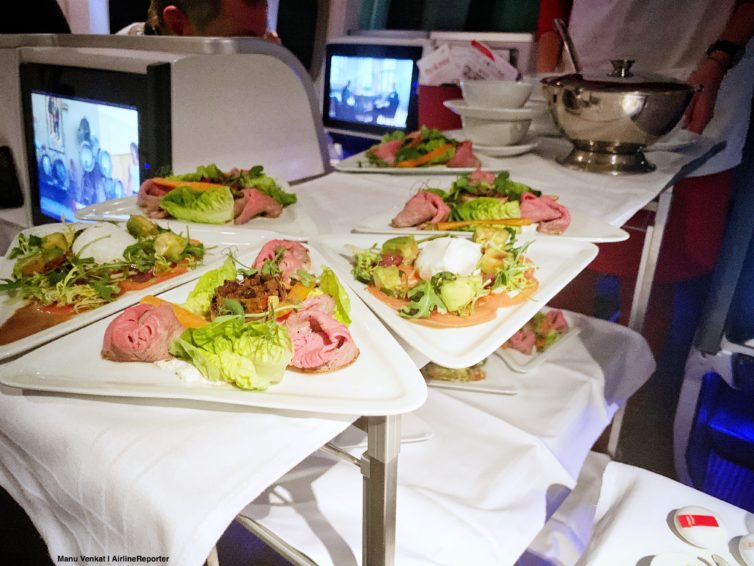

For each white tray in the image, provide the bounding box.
[0,244,427,416]
[311,233,598,369]
[334,149,509,175]
[0,223,279,362]
[75,191,318,238]
[424,351,519,395]
[352,208,628,243]
[495,310,580,373]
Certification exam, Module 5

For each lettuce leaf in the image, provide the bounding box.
[169,315,293,391]
[170,163,226,183]
[450,197,521,223]
[319,267,351,325]
[181,256,237,316]
[159,186,234,225]
[240,167,297,207]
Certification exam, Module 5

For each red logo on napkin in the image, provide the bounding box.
[677,514,719,528]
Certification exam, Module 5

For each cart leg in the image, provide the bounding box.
[362,415,401,566]
[629,186,674,334]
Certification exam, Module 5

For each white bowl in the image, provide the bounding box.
[462,116,531,146]
[460,80,533,109]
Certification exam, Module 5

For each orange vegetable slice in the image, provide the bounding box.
[396,143,454,168]
[151,178,229,191]
[140,295,208,328]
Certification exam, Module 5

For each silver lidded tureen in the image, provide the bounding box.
[540,59,697,174]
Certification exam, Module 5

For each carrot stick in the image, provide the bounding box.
[396,143,454,168]
[426,218,534,230]
[151,178,228,191]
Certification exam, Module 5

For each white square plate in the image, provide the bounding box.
[0,243,427,416]
[334,149,509,175]
[311,233,598,368]
[0,223,278,361]
[423,351,519,395]
[75,186,318,238]
[352,208,628,243]
[495,309,580,373]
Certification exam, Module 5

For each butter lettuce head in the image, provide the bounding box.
[169,315,293,390]
[450,197,521,223]
[159,186,234,225]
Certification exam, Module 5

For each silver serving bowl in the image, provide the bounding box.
[540,60,696,174]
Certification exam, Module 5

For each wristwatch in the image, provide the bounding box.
[706,40,744,69]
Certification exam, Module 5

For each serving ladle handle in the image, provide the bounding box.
[553,18,583,73]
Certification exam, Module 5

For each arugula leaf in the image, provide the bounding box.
[91,279,119,301]
[221,298,246,317]
[398,278,447,319]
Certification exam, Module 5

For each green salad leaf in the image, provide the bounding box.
[450,197,521,226]
[159,186,235,225]
[239,167,297,207]
[170,163,226,183]
[319,267,352,325]
[169,315,293,391]
[398,274,448,319]
[182,256,238,316]
[351,245,382,283]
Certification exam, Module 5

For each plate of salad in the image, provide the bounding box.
[0,240,427,416]
[420,355,520,395]
[496,308,580,373]
[311,231,598,368]
[76,163,319,237]
[0,219,274,361]
[352,169,628,243]
[334,127,509,174]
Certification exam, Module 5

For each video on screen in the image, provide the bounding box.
[30,92,139,222]
[327,55,415,129]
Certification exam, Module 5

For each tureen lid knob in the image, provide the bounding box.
[609,59,635,78]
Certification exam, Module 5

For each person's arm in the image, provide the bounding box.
[684,0,754,133]
[536,0,572,73]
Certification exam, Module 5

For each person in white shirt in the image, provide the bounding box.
[537,0,754,354]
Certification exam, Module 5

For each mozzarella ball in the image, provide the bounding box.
[72,223,136,264]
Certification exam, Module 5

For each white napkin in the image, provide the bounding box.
[577,461,753,565]
[0,387,351,565]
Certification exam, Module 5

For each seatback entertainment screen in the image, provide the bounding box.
[21,62,172,225]
[323,43,422,137]
[30,92,139,223]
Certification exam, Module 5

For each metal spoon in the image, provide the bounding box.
[553,18,583,73]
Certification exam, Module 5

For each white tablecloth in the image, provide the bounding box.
[0,388,352,565]
[240,311,655,565]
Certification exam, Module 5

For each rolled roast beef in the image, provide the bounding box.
[102,303,184,362]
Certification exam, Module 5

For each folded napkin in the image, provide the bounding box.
[578,461,751,565]
[0,387,351,565]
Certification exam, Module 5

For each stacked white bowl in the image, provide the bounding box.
[458,80,535,146]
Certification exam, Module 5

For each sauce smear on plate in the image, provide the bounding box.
[0,303,76,345]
